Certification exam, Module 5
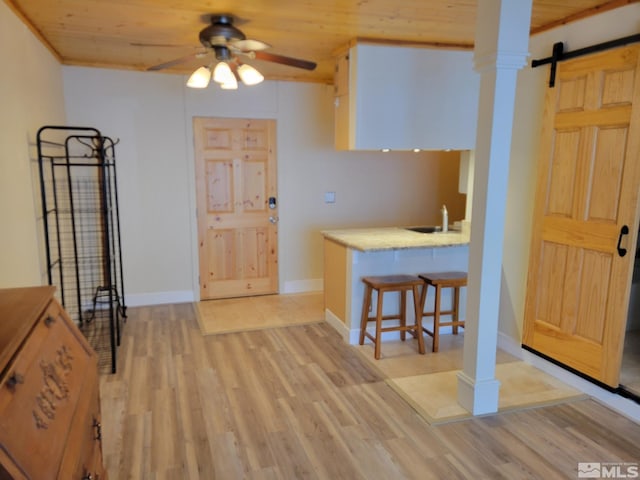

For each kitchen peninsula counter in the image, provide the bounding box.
[322,227,469,345]
[322,227,469,251]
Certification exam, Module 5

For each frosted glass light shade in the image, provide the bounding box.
[213,61,234,84]
[220,75,238,90]
[237,64,264,85]
[186,66,211,88]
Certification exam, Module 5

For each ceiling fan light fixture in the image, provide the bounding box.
[213,61,234,84]
[237,64,264,85]
[186,66,211,88]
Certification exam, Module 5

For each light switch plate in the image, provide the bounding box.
[324,191,336,204]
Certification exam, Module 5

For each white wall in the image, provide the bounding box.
[62,67,464,304]
[500,3,640,341]
[62,69,194,305]
[0,2,67,288]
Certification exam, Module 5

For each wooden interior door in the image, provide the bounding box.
[523,45,640,388]
[194,117,278,300]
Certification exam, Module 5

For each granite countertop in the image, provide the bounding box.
[322,227,470,252]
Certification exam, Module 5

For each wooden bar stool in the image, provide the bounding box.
[418,271,467,352]
[359,274,425,359]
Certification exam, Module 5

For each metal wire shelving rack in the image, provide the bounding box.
[37,125,127,374]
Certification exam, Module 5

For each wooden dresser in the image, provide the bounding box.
[0,287,106,479]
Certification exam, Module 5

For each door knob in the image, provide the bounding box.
[269,216,279,224]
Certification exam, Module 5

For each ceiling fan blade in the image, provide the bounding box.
[253,51,316,71]
[231,38,271,51]
[131,42,196,48]
[147,53,202,71]
[229,61,240,79]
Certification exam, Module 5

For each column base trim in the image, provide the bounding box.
[457,371,501,415]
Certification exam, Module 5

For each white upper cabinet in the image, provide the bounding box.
[334,43,480,151]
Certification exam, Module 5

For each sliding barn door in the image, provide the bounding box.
[194,117,278,300]
[523,45,640,387]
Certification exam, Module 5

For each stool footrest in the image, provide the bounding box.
[423,322,465,334]
[363,314,405,322]
[420,309,456,317]
[422,320,464,328]
[380,325,420,333]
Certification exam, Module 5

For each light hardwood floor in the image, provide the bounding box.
[100,302,640,479]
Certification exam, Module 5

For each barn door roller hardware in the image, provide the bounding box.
[531,33,640,87]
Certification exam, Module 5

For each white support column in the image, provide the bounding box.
[457,0,533,415]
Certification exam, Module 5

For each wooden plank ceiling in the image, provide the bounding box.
[5,0,637,84]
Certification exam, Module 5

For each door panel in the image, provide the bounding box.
[547,129,580,217]
[194,117,278,300]
[523,45,640,387]
[206,159,234,212]
[589,127,627,221]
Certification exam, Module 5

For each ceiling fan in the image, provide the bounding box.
[147,14,317,89]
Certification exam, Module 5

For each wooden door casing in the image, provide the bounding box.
[523,45,640,387]
[194,118,278,300]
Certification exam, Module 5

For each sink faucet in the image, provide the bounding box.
[442,205,448,232]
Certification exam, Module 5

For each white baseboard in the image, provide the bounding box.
[348,327,360,345]
[124,290,195,307]
[282,278,323,294]
[325,309,350,342]
[125,278,322,307]
[498,332,640,423]
[497,331,525,359]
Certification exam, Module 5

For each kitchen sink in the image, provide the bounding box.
[405,226,443,234]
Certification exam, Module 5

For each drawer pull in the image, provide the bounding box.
[82,474,93,480]
[6,372,24,388]
[44,315,56,327]
[93,418,102,441]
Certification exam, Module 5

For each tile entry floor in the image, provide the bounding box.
[355,334,585,424]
